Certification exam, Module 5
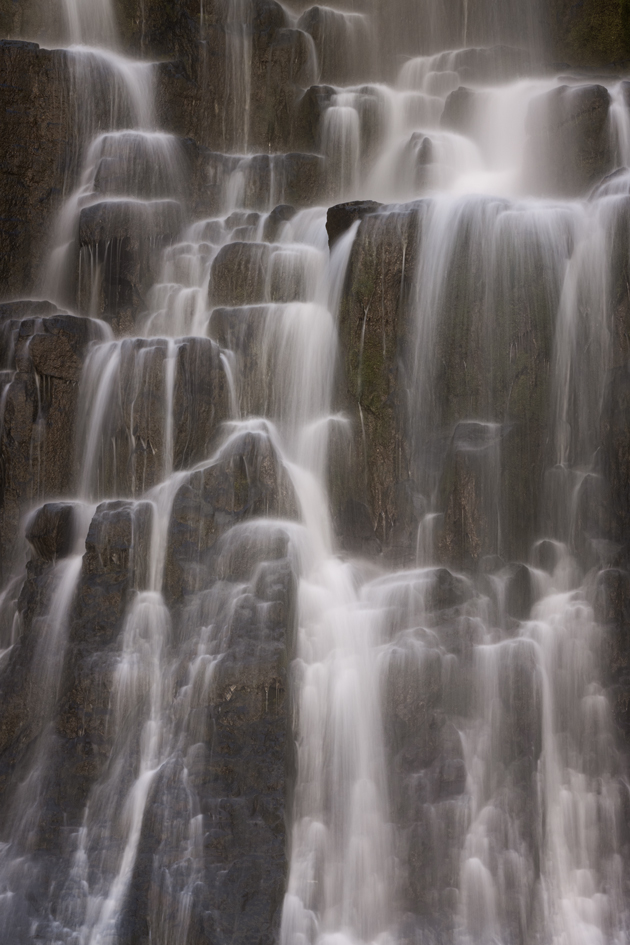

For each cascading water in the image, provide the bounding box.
[1,0,630,943]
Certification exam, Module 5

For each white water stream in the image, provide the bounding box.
[0,0,629,943]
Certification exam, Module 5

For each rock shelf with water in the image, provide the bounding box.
[1,0,630,943]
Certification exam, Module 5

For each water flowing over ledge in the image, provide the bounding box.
[0,0,630,944]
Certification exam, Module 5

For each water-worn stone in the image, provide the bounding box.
[156,0,316,153]
[0,313,103,582]
[503,562,536,621]
[263,204,296,242]
[425,198,556,564]
[0,300,64,369]
[173,336,230,469]
[53,500,153,822]
[335,203,423,560]
[25,503,76,562]
[78,199,183,334]
[595,567,630,737]
[210,242,271,306]
[601,363,630,547]
[195,557,296,945]
[114,524,296,945]
[437,423,503,570]
[326,200,382,247]
[291,84,335,151]
[526,84,614,197]
[164,430,299,602]
[297,5,371,84]
[0,42,73,298]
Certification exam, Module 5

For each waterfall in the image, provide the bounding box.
[0,0,629,943]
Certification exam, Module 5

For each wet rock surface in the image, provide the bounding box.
[0,42,73,298]
[335,204,423,560]
[165,430,299,602]
[2,0,630,942]
[0,312,102,581]
[526,84,615,196]
[326,200,382,247]
[546,0,630,68]
[78,200,183,334]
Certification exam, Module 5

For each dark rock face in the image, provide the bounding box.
[526,85,615,197]
[174,336,230,469]
[379,567,543,937]
[3,0,630,940]
[297,5,371,84]
[76,335,230,499]
[602,363,630,547]
[596,567,630,737]
[0,39,151,300]
[442,44,535,83]
[546,0,630,68]
[210,241,271,306]
[78,200,183,334]
[291,84,335,151]
[335,204,423,560]
[425,198,557,565]
[114,0,199,63]
[25,502,76,562]
[326,200,382,247]
[436,423,503,570]
[46,500,152,859]
[165,430,299,602]
[0,311,103,581]
[156,0,316,154]
[0,42,72,298]
[198,151,326,214]
[194,556,296,945]
[263,203,296,242]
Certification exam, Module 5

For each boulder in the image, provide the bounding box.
[25,503,76,562]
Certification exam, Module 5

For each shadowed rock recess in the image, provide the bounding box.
[1,0,630,943]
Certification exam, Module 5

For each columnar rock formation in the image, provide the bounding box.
[1,1,630,943]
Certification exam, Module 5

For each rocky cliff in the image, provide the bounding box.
[1,0,630,943]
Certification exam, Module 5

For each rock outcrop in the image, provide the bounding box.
[0,309,104,581]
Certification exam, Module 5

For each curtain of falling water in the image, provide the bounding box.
[1,0,630,942]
